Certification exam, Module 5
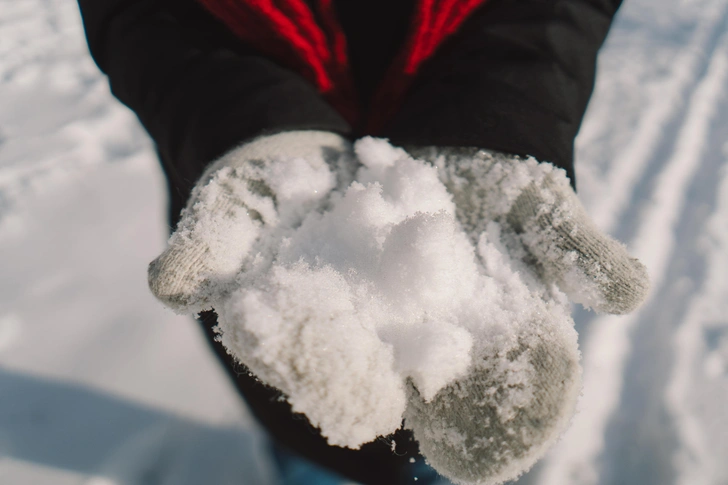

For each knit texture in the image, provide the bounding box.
[400,145,649,483]
[405,311,581,485]
[409,146,651,314]
[148,131,355,313]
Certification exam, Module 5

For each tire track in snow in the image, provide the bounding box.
[666,128,728,485]
[0,0,151,236]
[586,0,728,235]
[597,37,728,485]
[538,13,728,485]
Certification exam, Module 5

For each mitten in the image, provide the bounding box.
[413,147,650,314]
[148,131,355,313]
[405,311,581,485]
[400,146,650,484]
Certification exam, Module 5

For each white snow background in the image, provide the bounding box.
[0,0,727,484]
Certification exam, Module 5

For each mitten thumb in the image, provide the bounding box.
[148,131,352,313]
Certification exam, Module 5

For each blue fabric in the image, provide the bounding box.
[270,443,349,485]
[405,456,452,485]
[270,441,452,485]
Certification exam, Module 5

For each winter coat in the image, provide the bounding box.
[77,1,622,483]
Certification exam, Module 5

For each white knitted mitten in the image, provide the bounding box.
[401,146,650,485]
[411,146,650,314]
[148,131,356,314]
[405,311,581,485]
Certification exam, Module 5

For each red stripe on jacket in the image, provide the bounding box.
[195,0,488,131]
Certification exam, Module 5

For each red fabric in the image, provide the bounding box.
[195,0,488,131]
[367,0,487,132]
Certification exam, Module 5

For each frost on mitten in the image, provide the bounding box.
[403,223,582,485]
[405,335,580,485]
[148,131,352,313]
[410,147,650,314]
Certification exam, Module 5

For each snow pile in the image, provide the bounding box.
[186,137,580,451]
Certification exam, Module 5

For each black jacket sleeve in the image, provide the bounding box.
[77,0,351,221]
[384,0,624,186]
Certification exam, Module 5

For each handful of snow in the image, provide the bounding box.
[206,138,579,453]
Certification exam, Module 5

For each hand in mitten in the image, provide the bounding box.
[426,147,650,314]
[401,146,650,485]
[148,131,354,313]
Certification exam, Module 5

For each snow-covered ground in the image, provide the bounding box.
[1,0,726,484]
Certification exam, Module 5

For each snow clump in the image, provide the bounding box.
[206,138,579,453]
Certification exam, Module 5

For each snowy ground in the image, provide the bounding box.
[1,1,727,484]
